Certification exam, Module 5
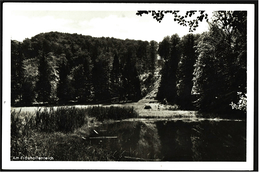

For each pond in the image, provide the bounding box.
[88,119,246,161]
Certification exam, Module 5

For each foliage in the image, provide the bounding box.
[212,11,247,36]
[57,54,72,104]
[12,106,138,135]
[11,41,25,105]
[192,11,247,113]
[110,52,123,101]
[157,34,181,103]
[140,72,156,97]
[92,54,111,102]
[70,52,93,103]
[148,40,158,74]
[230,92,247,113]
[122,47,142,101]
[176,34,197,109]
[11,32,158,106]
[11,110,36,158]
[35,107,87,133]
[21,81,35,106]
[136,10,209,32]
[35,52,53,103]
[158,36,170,60]
[86,106,138,121]
[136,41,150,73]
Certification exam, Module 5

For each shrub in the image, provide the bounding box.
[230,92,247,113]
[86,106,138,121]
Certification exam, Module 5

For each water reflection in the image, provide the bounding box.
[91,119,246,161]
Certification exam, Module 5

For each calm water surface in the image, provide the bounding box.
[91,119,246,161]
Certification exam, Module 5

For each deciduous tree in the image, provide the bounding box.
[157,34,181,103]
[176,34,196,109]
[193,11,247,113]
[35,51,52,103]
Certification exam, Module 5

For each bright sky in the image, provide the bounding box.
[4,3,215,43]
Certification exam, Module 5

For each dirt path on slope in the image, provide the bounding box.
[123,71,198,118]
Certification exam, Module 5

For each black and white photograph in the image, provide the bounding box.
[2,2,257,171]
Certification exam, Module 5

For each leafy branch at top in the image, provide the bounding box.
[136,10,209,32]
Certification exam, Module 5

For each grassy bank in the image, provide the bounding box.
[11,106,138,161]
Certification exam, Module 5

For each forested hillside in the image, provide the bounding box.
[11,32,158,105]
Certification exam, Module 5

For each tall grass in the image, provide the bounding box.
[35,107,87,133]
[11,110,36,159]
[11,106,139,160]
[12,106,138,134]
[87,106,138,121]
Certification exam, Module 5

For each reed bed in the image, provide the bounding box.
[11,106,138,161]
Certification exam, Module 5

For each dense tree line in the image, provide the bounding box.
[156,33,200,109]
[11,32,158,106]
[156,11,246,114]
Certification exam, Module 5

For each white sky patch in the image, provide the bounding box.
[79,14,161,41]
[6,6,212,43]
[9,13,75,41]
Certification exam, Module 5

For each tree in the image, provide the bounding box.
[193,28,231,112]
[71,52,93,103]
[157,34,181,103]
[35,51,52,103]
[20,58,36,106]
[11,41,22,105]
[21,79,35,106]
[111,52,120,84]
[212,11,247,94]
[57,54,71,104]
[110,52,122,101]
[212,11,246,37]
[122,47,141,101]
[136,40,149,73]
[149,40,158,75]
[158,36,171,61]
[176,34,196,109]
[193,10,247,113]
[92,53,111,103]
